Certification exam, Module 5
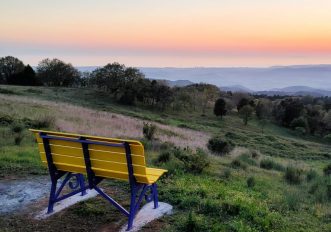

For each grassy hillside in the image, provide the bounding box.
[0,85,331,231]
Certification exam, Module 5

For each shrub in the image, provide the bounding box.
[222,169,231,179]
[157,150,171,163]
[14,133,24,145]
[284,191,302,211]
[327,185,331,200]
[231,159,247,170]
[247,176,256,188]
[324,134,331,143]
[238,153,258,166]
[143,122,156,140]
[0,114,13,125]
[260,159,284,171]
[207,136,234,155]
[28,115,55,129]
[175,148,209,174]
[251,150,260,159]
[306,169,318,182]
[323,164,331,176]
[179,211,207,232]
[284,165,303,184]
[11,123,24,133]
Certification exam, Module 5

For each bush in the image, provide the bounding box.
[323,164,331,176]
[324,134,331,143]
[222,169,231,179]
[143,122,156,140]
[28,115,55,129]
[238,153,258,166]
[247,176,256,188]
[0,114,13,125]
[157,150,171,163]
[11,123,24,133]
[175,148,210,174]
[284,191,302,211]
[306,169,318,182]
[284,165,303,184]
[260,159,284,171]
[178,211,207,232]
[231,159,247,170]
[14,133,24,145]
[207,136,234,155]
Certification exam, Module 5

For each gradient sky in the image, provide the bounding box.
[1,0,331,67]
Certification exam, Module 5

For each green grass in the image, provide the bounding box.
[1,85,331,231]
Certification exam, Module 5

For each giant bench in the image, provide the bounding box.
[30,129,167,231]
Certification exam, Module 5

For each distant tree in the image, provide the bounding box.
[0,56,25,84]
[37,58,80,87]
[256,99,272,120]
[214,98,227,119]
[237,97,255,111]
[8,65,41,86]
[239,105,254,125]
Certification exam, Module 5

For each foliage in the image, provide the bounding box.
[174,147,210,174]
[37,58,80,87]
[207,136,234,155]
[231,159,247,170]
[213,98,227,119]
[142,122,156,140]
[239,105,254,125]
[323,164,331,176]
[247,176,256,188]
[157,150,171,163]
[0,56,24,84]
[306,169,318,182]
[284,165,304,184]
[260,159,285,171]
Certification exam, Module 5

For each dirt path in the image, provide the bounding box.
[0,177,50,214]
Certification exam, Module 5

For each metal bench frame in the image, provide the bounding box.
[40,132,159,231]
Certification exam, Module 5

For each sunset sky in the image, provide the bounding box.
[1,0,331,67]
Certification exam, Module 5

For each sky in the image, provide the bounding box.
[1,0,331,67]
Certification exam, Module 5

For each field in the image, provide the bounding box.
[0,85,331,232]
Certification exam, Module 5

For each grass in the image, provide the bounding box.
[1,85,331,231]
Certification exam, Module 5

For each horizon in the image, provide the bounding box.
[1,0,331,67]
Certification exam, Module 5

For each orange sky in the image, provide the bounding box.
[1,0,331,66]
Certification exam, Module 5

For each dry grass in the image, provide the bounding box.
[0,94,210,149]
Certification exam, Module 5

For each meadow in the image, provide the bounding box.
[0,85,331,231]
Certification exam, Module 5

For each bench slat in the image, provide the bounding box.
[40,153,147,175]
[37,143,146,166]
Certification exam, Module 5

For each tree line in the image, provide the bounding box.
[1,55,331,139]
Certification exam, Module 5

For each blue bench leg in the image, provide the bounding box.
[127,185,137,231]
[152,183,159,209]
[78,174,87,196]
[47,179,57,214]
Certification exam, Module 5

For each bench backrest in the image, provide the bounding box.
[30,129,150,183]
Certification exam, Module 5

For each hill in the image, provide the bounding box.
[0,85,330,231]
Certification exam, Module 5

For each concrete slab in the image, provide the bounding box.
[34,189,99,219]
[119,202,173,232]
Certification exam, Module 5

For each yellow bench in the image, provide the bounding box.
[30,129,167,231]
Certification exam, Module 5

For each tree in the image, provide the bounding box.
[239,105,254,125]
[214,98,227,119]
[8,65,41,86]
[0,56,24,84]
[256,99,272,120]
[237,97,255,111]
[37,58,80,87]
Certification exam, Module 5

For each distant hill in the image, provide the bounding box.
[256,86,331,97]
[220,85,253,93]
[140,65,331,91]
[158,79,194,87]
